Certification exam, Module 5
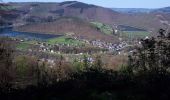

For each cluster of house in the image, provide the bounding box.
[38,42,85,54]
[79,57,94,63]
[39,43,56,53]
[40,58,55,68]
[15,34,130,56]
[90,40,128,52]
[27,37,129,56]
[72,36,130,52]
[39,56,95,68]
[37,40,129,55]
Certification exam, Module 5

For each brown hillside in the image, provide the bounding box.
[6,1,170,35]
[15,17,117,42]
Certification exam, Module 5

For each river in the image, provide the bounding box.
[0,28,62,40]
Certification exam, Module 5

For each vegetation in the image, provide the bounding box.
[14,55,38,78]
[47,36,84,46]
[0,3,170,100]
[15,17,115,42]
[121,31,150,39]
[68,2,96,9]
[16,43,31,50]
[91,22,114,35]
[127,29,170,74]
[0,5,15,11]
[0,37,15,92]
[16,40,39,50]
[118,25,146,31]
[0,29,170,100]
[1,1,170,99]
[1,1,170,36]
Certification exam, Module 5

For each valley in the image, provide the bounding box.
[1,1,169,69]
[0,1,170,100]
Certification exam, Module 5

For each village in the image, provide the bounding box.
[12,35,134,68]
[23,37,130,55]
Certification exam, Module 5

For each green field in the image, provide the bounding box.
[91,22,113,35]
[16,40,38,50]
[16,43,31,50]
[121,31,150,39]
[47,36,84,46]
[0,5,16,11]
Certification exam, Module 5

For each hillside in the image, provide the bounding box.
[153,7,170,13]
[0,3,19,27]
[9,1,120,24]
[15,17,117,42]
[91,21,114,35]
[112,8,153,14]
[111,7,170,34]
[1,1,170,36]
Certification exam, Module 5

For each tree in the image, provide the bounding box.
[128,29,170,74]
[0,37,15,92]
[93,55,102,70]
[83,55,90,70]
[14,55,38,79]
[36,61,49,86]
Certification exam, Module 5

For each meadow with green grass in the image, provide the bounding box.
[16,43,31,50]
[0,5,16,11]
[47,36,84,46]
[91,22,113,35]
[16,40,38,50]
[121,31,150,39]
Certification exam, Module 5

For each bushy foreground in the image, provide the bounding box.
[0,29,170,100]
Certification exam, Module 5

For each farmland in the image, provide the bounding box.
[91,22,114,35]
[121,31,150,39]
[47,36,84,46]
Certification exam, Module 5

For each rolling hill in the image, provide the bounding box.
[8,1,120,25]
[0,3,19,27]
[1,1,170,37]
[153,7,170,13]
[112,7,170,34]
[112,8,153,14]
[15,17,117,42]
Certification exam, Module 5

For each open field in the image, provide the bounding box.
[0,5,15,11]
[121,31,150,39]
[91,22,113,35]
[16,40,38,50]
[47,36,84,46]
[16,42,31,50]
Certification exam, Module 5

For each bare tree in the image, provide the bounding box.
[0,37,15,92]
